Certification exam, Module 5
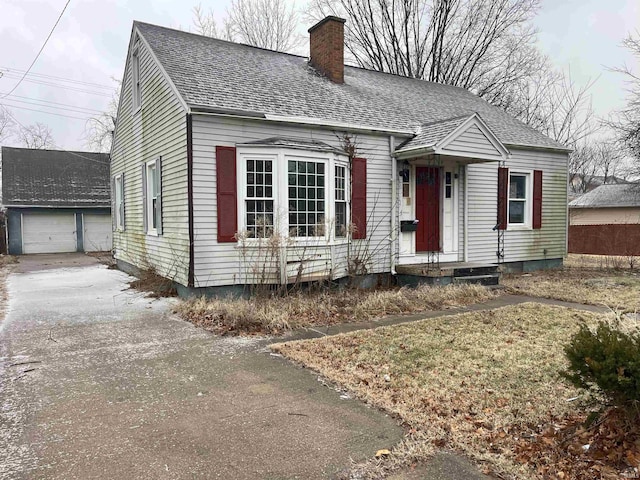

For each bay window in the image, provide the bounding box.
[237,147,348,241]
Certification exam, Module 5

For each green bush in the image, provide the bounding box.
[563,320,640,408]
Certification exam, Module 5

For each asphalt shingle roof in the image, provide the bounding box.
[397,115,469,151]
[569,183,640,209]
[1,147,110,207]
[135,22,568,151]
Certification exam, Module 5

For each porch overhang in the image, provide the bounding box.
[394,113,510,162]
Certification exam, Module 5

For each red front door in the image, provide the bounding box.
[415,167,440,252]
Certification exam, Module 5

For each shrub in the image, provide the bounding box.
[563,319,640,409]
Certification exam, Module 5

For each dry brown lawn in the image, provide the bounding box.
[272,303,604,479]
[177,284,497,335]
[503,256,640,311]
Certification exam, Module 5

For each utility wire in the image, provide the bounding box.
[1,102,89,120]
[0,72,112,97]
[0,66,114,90]
[2,94,104,114]
[0,0,72,100]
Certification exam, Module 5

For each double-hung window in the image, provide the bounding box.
[144,159,161,234]
[114,174,124,230]
[334,165,346,237]
[245,159,274,238]
[508,173,529,226]
[288,160,325,237]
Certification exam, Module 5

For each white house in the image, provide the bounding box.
[111,17,570,296]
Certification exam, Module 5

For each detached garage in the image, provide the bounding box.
[1,147,111,255]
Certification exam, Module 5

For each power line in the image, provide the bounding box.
[0,72,112,97]
[0,0,72,100]
[0,66,114,90]
[2,94,104,115]
[1,103,111,163]
[1,102,89,120]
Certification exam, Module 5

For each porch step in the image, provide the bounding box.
[395,262,501,288]
[453,273,500,286]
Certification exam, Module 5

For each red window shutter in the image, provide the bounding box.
[497,167,508,230]
[351,157,367,239]
[533,169,543,229]
[216,146,238,243]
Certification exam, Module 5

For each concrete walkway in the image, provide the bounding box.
[0,254,402,479]
[286,290,608,342]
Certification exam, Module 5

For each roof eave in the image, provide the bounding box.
[504,142,572,153]
[190,107,415,136]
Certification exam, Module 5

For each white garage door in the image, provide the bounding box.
[83,214,112,252]
[22,213,77,254]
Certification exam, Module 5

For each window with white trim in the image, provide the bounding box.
[288,160,325,237]
[132,41,141,111]
[145,160,158,233]
[335,165,346,237]
[508,173,530,226]
[246,159,274,238]
[238,149,348,242]
[115,174,124,230]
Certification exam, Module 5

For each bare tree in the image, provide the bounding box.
[0,105,14,143]
[308,0,540,91]
[569,141,624,194]
[193,0,301,52]
[17,122,55,149]
[85,80,120,153]
[192,4,228,39]
[516,71,597,147]
[608,33,640,170]
[569,143,599,194]
[226,0,301,52]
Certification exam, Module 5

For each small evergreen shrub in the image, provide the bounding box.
[563,320,640,409]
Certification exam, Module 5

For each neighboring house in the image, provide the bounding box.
[568,183,640,256]
[111,17,570,296]
[1,147,111,255]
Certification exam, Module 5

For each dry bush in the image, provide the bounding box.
[129,267,177,298]
[176,284,496,335]
[0,255,18,267]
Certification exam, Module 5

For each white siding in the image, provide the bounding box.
[110,32,189,285]
[570,207,640,225]
[191,115,394,288]
[466,148,568,263]
[443,124,502,157]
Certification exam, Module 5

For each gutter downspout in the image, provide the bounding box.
[389,135,397,275]
[565,153,569,258]
[463,164,469,262]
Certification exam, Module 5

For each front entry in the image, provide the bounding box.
[415,167,440,252]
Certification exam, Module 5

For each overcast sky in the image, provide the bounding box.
[0,0,638,151]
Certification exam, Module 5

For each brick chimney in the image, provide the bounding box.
[308,16,346,84]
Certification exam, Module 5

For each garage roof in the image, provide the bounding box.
[1,147,110,207]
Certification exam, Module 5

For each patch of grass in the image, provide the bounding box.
[176,284,497,335]
[272,303,603,479]
[503,268,640,311]
[564,253,639,271]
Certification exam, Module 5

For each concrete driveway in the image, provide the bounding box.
[0,254,401,479]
